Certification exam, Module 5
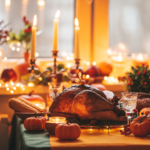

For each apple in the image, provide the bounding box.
[85,65,100,77]
[1,68,17,82]
[70,65,83,75]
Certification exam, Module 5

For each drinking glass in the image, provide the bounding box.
[121,92,138,124]
[47,83,63,109]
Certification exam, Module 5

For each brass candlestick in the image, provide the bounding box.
[52,50,58,75]
[28,58,36,74]
[75,58,81,75]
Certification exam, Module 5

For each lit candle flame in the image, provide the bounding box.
[55,10,60,19]
[56,118,59,123]
[33,15,37,26]
[118,53,122,62]
[86,75,90,79]
[75,18,79,27]
[137,53,144,61]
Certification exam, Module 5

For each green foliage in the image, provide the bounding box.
[6,17,34,52]
[57,64,65,71]
[126,65,150,93]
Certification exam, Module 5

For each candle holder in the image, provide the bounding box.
[28,58,36,74]
[75,58,81,75]
[52,50,58,75]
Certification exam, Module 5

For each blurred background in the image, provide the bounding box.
[0,0,150,57]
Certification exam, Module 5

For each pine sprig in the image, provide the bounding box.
[126,65,150,93]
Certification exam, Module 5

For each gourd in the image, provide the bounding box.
[130,114,150,137]
[140,108,150,116]
[24,116,46,131]
[19,91,45,109]
[55,123,81,140]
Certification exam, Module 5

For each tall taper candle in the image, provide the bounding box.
[53,10,60,50]
[31,15,37,59]
[74,18,80,58]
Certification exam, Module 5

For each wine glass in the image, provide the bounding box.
[121,92,138,124]
[47,82,63,110]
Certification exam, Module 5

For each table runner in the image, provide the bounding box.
[50,129,150,150]
[9,115,150,150]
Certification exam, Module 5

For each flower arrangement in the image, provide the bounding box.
[0,20,10,45]
[7,16,33,52]
[126,65,150,93]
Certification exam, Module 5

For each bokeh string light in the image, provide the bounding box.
[0,80,29,94]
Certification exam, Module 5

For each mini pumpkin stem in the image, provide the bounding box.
[140,114,148,123]
[29,90,34,96]
[35,111,37,118]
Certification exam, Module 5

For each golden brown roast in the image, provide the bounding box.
[49,84,126,122]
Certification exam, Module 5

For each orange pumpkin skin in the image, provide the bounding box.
[130,115,150,137]
[19,94,44,103]
[55,123,81,140]
[24,117,46,131]
[140,108,150,116]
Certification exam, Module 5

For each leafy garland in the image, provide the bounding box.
[125,65,150,93]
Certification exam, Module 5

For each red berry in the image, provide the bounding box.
[144,82,147,85]
[128,78,133,81]
[149,77,150,80]
[23,16,26,21]
[121,131,125,134]
[133,109,138,113]
[24,28,31,33]
[143,70,146,74]
[3,35,7,39]
[138,71,140,75]
[25,20,29,24]
[127,82,132,86]
[5,30,8,34]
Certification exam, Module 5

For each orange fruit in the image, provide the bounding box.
[98,62,113,76]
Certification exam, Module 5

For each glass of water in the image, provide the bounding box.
[47,82,63,110]
[121,92,138,124]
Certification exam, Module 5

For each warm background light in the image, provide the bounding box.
[118,43,126,51]
[38,0,45,7]
[22,0,28,5]
[5,0,11,6]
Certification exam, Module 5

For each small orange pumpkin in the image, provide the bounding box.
[19,91,45,109]
[24,116,46,131]
[130,114,150,137]
[55,123,81,140]
[140,108,150,116]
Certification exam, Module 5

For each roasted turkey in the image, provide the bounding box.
[49,84,126,122]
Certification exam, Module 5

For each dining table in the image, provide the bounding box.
[9,114,150,150]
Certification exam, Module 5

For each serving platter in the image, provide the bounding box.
[66,118,127,130]
[15,111,47,120]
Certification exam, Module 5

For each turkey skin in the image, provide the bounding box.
[49,84,126,122]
